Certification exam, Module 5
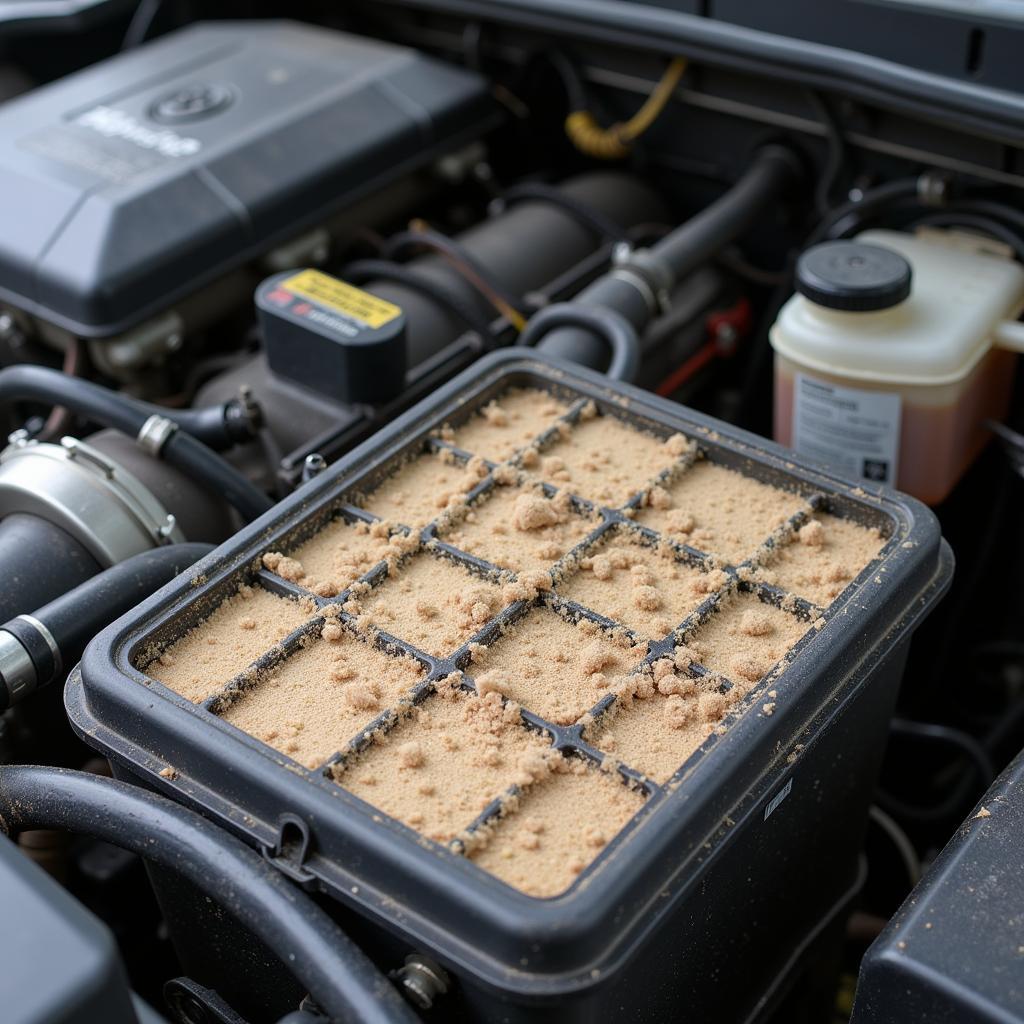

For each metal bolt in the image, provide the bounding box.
[157,514,178,541]
[166,332,183,352]
[0,313,13,337]
[393,954,449,1011]
[302,453,327,482]
[6,428,31,448]
[714,322,739,354]
[917,171,951,208]
[611,241,633,265]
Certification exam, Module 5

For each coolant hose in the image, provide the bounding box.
[537,144,801,371]
[651,145,800,277]
[0,766,419,1024]
[0,366,273,522]
[518,303,640,381]
[0,543,213,710]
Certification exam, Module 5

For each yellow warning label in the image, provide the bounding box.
[281,270,401,329]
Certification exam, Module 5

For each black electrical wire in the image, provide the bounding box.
[0,766,418,1024]
[518,302,640,381]
[876,718,997,825]
[810,177,922,244]
[0,366,272,523]
[806,90,851,216]
[343,259,500,347]
[890,719,996,787]
[545,48,588,113]
[867,805,921,887]
[952,196,1024,236]
[122,0,162,49]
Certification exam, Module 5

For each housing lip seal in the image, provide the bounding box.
[67,349,952,1002]
[0,436,185,566]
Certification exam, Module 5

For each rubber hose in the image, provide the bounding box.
[34,544,212,668]
[650,144,801,280]
[0,513,100,623]
[160,429,272,522]
[519,303,640,380]
[539,145,800,369]
[0,766,419,1024]
[813,177,921,243]
[0,364,249,449]
[0,544,215,710]
[0,366,272,522]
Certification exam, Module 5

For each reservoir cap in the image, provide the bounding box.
[796,241,912,312]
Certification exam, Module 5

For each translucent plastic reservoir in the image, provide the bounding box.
[771,229,1024,504]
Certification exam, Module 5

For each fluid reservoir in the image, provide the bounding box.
[771,229,1024,504]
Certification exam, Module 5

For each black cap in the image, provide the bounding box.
[796,241,912,312]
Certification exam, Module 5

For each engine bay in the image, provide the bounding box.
[1,4,1022,1023]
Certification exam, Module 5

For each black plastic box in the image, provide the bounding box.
[67,350,952,1022]
[0,20,491,336]
[852,747,1024,1024]
[1,834,155,1024]
[257,269,408,404]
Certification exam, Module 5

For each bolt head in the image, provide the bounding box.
[612,241,633,265]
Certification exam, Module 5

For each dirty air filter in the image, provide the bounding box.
[0,20,492,336]
[68,351,952,1023]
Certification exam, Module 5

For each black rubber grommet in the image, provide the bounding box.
[796,241,912,312]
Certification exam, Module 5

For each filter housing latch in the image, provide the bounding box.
[263,814,315,889]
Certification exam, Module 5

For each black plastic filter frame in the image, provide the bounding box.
[68,349,952,1003]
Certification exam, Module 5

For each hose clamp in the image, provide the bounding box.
[137,415,179,457]
[0,437,186,566]
[15,614,62,682]
[0,629,35,709]
[610,245,673,315]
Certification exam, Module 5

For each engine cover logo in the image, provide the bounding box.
[75,105,201,158]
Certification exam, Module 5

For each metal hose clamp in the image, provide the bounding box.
[137,414,179,456]
[0,437,186,566]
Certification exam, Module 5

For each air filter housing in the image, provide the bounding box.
[69,350,953,1023]
[0,20,492,336]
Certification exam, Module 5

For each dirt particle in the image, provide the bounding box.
[398,741,425,769]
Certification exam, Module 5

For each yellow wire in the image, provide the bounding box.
[565,56,687,160]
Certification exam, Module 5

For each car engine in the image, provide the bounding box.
[1,3,1022,1023]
